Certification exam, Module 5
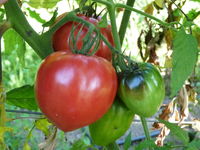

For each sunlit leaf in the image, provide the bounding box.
[3,29,26,66]
[98,13,108,28]
[158,119,189,144]
[27,8,46,24]
[171,29,198,97]
[35,118,52,136]
[154,0,164,9]
[27,0,61,9]
[6,85,38,110]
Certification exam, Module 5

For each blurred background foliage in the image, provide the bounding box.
[1,0,200,149]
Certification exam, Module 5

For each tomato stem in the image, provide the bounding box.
[140,116,153,150]
[115,3,172,29]
[119,0,136,45]
[4,0,53,59]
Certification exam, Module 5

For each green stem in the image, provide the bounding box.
[119,0,135,45]
[93,0,121,51]
[116,3,171,28]
[140,116,153,150]
[4,0,53,59]
[105,142,120,150]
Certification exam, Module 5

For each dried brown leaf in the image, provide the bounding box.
[38,127,57,150]
[144,3,154,15]
[177,86,189,122]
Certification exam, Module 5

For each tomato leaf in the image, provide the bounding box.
[27,0,61,9]
[186,140,200,150]
[70,139,89,150]
[123,132,132,150]
[135,140,158,150]
[27,8,46,24]
[158,119,189,144]
[42,9,58,27]
[6,85,38,111]
[98,13,108,28]
[3,29,26,66]
[170,29,198,97]
[35,119,52,136]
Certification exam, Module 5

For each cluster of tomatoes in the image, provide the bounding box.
[34,14,165,146]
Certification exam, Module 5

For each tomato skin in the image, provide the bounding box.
[89,98,134,146]
[35,51,117,132]
[52,14,113,61]
[118,63,165,117]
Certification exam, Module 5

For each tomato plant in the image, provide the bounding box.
[118,63,165,117]
[52,14,114,61]
[89,97,134,146]
[34,51,118,131]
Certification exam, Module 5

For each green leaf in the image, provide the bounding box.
[158,119,189,144]
[135,140,157,150]
[170,29,198,96]
[190,0,200,2]
[6,85,38,110]
[123,132,132,150]
[27,8,46,24]
[3,29,26,66]
[35,119,52,136]
[70,139,88,150]
[27,0,61,9]
[105,142,120,150]
[98,13,108,28]
[186,139,200,150]
[42,9,58,27]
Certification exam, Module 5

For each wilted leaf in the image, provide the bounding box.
[158,119,189,144]
[192,119,200,131]
[3,29,26,66]
[171,29,198,97]
[177,86,189,121]
[0,0,7,6]
[154,0,164,9]
[164,29,173,50]
[164,56,172,68]
[144,3,154,15]
[6,85,38,110]
[38,127,57,150]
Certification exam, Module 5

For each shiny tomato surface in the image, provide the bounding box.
[35,51,117,131]
[52,14,114,61]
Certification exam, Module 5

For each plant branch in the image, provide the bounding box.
[4,0,53,59]
[140,116,153,150]
[119,0,135,45]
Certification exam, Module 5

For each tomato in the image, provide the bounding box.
[52,14,114,61]
[118,63,165,117]
[34,51,118,132]
[89,97,134,146]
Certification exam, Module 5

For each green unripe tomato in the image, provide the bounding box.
[89,98,134,146]
[118,63,165,117]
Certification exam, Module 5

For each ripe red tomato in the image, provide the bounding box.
[52,14,114,61]
[35,51,117,132]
